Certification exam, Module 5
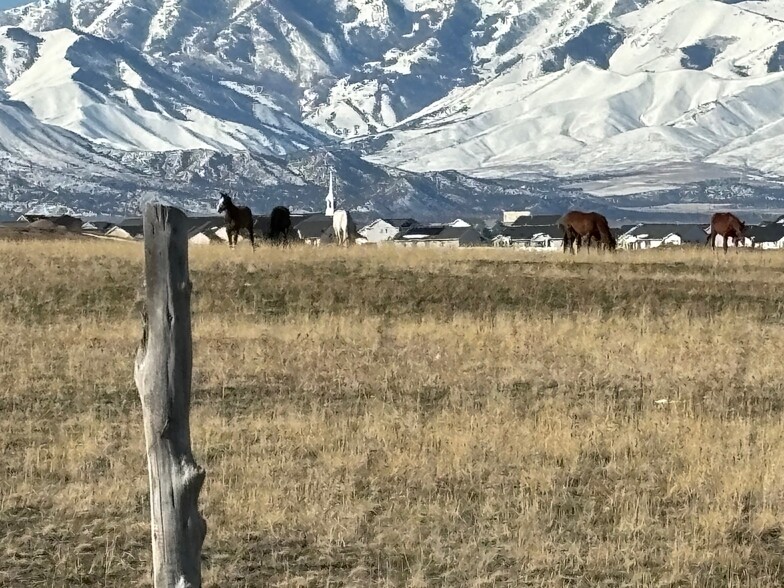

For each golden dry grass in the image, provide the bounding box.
[2,241,784,586]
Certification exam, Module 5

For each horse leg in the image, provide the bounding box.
[249,224,255,250]
[723,233,728,254]
[566,229,576,254]
[708,231,716,251]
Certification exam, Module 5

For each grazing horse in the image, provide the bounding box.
[332,209,357,246]
[268,205,292,245]
[558,211,616,254]
[707,212,745,252]
[217,192,255,249]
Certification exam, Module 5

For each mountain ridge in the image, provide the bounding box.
[1,0,784,218]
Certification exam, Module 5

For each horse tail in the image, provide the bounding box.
[556,214,571,237]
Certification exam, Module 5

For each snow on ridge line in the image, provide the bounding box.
[5,0,784,187]
[368,55,784,178]
[1,25,324,155]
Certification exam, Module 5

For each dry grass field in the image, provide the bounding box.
[2,241,784,586]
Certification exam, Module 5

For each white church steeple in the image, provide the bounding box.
[325,169,335,217]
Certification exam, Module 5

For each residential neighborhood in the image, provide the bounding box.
[6,207,784,251]
[617,224,708,250]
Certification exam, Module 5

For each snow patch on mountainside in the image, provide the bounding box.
[5,0,642,140]
[0,27,39,86]
[4,27,325,154]
[366,0,784,184]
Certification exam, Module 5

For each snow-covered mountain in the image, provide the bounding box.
[2,0,784,217]
[0,25,323,154]
[365,0,784,187]
[0,0,675,142]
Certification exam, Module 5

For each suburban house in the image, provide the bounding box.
[746,224,784,249]
[618,224,708,250]
[512,214,562,227]
[449,217,496,238]
[613,225,638,239]
[106,218,144,240]
[188,227,223,245]
[18,213,84,231]
[761,214,784,226]
[712,234,752,248]
[188,214,328,245]
[492,225,564,250]
[209,215,272,244]
[359,218,418,243]
[185,215,222,229]
[17,213,73,224]
[393,225,485,247]
[502,211,531,224]
[293,214,334,246]
[82,220,116,233]
[188,218,225,245]
[488,214,557,235]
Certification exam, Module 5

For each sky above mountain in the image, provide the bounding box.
[0,1,24,7]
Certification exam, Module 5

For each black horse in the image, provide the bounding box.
[217,192,255,249]
[268,205,292,245]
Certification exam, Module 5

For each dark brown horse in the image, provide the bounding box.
[217,192,255,249]
[707,212,745,252]
[558,211,616,254]
[268,205,292,245]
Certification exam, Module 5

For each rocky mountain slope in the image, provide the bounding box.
[1,0,784,217]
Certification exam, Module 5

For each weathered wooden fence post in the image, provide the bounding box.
[135,204,206,587]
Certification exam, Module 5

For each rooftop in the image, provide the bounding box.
[622,224,707,243]
[746,224,784,243]
[498,225,562,240]
[512,214,561,227]
[396,225,483,241]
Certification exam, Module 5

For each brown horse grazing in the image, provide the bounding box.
[558,211,616,254]
[707,212,745,253]
[217,192,255,249]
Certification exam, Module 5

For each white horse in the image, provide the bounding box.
[332,209,357,246]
